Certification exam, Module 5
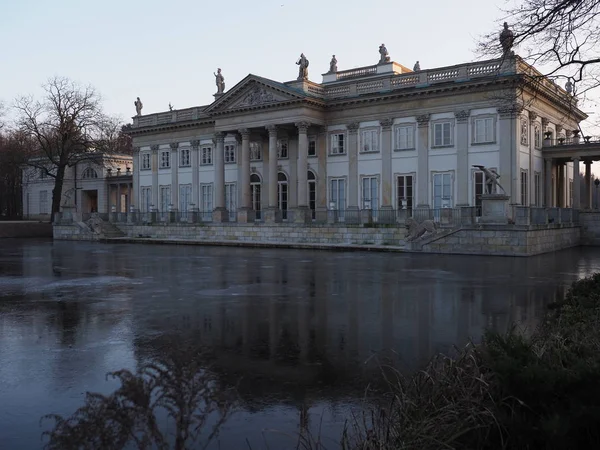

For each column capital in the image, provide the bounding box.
[170,142,179,150]
[541,117,550,128]
[238,128,250,139]
[150,145,159,152]
[190,140,200,148]
[556,125,563,134]
[266,124,278,136]
[213,131,225,143]
[572,156,581,162]
[416,114,430,128]
[347,122,359,134]
[296,121,311,133]
[379,118,394,129]
[454,110,470,123]
[529,111,538,123]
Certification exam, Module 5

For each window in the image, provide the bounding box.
[82,167,98,179]
[534,172,541,206]
[160,151,170,168]
[224,144,236,163]
[308,171,316,219]
[141,152,151,170]
[159,185,171,211]
[569,179,573,206]
[329,178,346,210]
[395,125,414,150]
[40,169,47,179]
[39,190,49,214]
[250,174,261,219]
[534,125,541,149]
[361,177,379,209]
[433,122,453,147]
[361,129,379,153]
[250,142,261,161]
[201,184,213,214]
[277,139,288,159]
[201,146,212,165]
[473,117,495,144]
[397,175,414,214]
[330,133,345,155]
[179,148,190,167]
[225,183,237,214]
[179,184,192,212]
[520,170,528,205]
[520,119,529,145]
[140,187,152,212]
[473,170,490,215]
[308,137,317,156]
[433,172,453,208]
[278,172,288,219]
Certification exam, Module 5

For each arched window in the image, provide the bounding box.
[308,170,316,219]
[278,172,288,219]
[250,173,262,220]
[82,167,98,179]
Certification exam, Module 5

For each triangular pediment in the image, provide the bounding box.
[206,75,308,114]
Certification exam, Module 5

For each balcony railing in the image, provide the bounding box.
[543,135,600,147]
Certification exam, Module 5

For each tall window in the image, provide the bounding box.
[473,171,487,215]
[520,170,528,205]
[40,169,48,179]
[473,117,495,143]
[397,175,414,214]
[39,190,49,214]
[179,184,192,213]
[361,129,379,153]
[82,167,98,179]
[141,187,152,212]
[141,153,151,170]
[159,185,171,211]
[534,172,541,206]
[534,125,542,149]
[308,137,317,156]
[179,148,190,167]
[224,144,236,163]
[433,122,452,147]
[201,184,213,216]
[308,171,316,219]
[433,172,453,208]
[160,151,170,168]
[250,174,261,220]
[250,142,261,161]
[395,125,414,150]
[330,133,345,155]
[569,179,573,206]
[330,178,346,210]
[278,172,288,219]
[225,183,237,216]
[277,139,288,159]
[201,146,212,165]
[361,177,378,209]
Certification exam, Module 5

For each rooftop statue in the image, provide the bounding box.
[413,61,421,72]
[499,22,515,55]
[297,53,309,80]
[378,43,390,64]
[134,97,143,116]
[214,68,225,94]
[329,55,337,73]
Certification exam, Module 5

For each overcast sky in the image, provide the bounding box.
[1,0,598,132]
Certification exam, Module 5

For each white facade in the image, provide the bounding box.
[129,54,585,222]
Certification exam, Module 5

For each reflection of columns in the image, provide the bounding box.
[190,140,200,210]
[212,132,227,222]
[347,122,359,209]
[573,157,580,209]
[238,129,251,209]
[151,145,159,210]
[133,147,140,210]
[585,161,592,209]
[455,110,470,205]
[416,114,430,207]
[380,118,394,208]
[544,158,552,207]
[170,142,179,210]
[267,125,278,208]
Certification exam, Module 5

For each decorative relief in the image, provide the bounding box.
[170,142,179,150]
[556,125,563,134]
[529,112,538,122]
[296,121,311,133]
[150,145,159,152]
[213,132,225,143]
[541,118,550,128]
[347,122,359,133]
[379,118,394,129]
[416,114,430,127]
[454,110,470,123]
[520,118,529,145]
[190,140,200,148]
[236,86,278,108]
[238,128,250,138]
[266,124,278,136]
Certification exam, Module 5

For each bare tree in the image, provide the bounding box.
[0,130,26,218]
[14,77,123,221]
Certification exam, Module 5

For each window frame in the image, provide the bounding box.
[201,146,213,165]
[394,124,415,151]
[520,169,529,206]
[534,171,541,206]
[329,132,346,155]
[160,150,170,169]
[140,152,151,170]
[360,174,380,209]
[82,167,98,179]
[471,115,496,144]
[277,139,289,159]
[250,142,262,161]
[179,147,191,167]
[431,120,454,148]
[360,128,380,153]
[308,136,317,157]
[396,173,415,213]
[224,143,236,164]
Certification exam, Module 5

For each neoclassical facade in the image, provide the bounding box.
[128,51,586,223]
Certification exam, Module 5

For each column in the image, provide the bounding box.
[544,158,552,207]
[573,157,581,209]
[295,121,311,223]
[212,132,228,222]
[529,113,538,206]
[347,122,359,211]
[316,126,328,220]
[237,128,254,223]
[151,145,159,212]
[454,110,470,205]
[585,161,592,209]
[170,142,179,211]
[265,125,280,222]
[498,106,520,202]
[380,118,394,211]
[557,163,565,207]
[190,140,200,212]
[133,147,140,212]
[416,114,430,208]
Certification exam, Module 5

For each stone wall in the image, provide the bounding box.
[0,221,53,238]
[53,223,100,241]
[580,212,600,246]
[419,225,580,256]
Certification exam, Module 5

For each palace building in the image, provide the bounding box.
[127,43,587,224]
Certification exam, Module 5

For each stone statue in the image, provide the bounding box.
[214,68,225,94]
[565,79,574,94]
[134,97,143,116]
[499,22,515,55]
[473,165,506,195]
[61,187,76,208]
[296,53,309,80]
[413,61,421,72]
[405,218,438,242]
[329,55,338,73]
[378,43,390,64]
[169,102,174,111]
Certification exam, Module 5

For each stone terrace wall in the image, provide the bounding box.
[53,223,100,241]
[0,221,53,238]
[580,212,600,246]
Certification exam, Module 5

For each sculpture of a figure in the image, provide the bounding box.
[413,61,421,72]
[214,68,225,94]
[329,55,338,73]
[473,165,506,195]
[134,97,143,116]
[169,102,174,111]
[499,22,515,55]
[378,43,390,64]
[296,53,309,80]
[565,79,574,94]
[61,187,76,207]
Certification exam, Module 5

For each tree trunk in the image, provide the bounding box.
[51,165,67,223]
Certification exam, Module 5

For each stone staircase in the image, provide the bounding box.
[83,215,126,238]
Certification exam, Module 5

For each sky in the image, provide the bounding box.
[1,0,598,131]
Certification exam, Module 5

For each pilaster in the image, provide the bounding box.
[151,144,159,212]
[347,122,359,209]
[544,158,552,207]
[416,114,430,207]
[316,126,327,209]
[212,132,228,222]
[266,125,281,222]
[133,146,140,212]
[190,140,200,211]
[237,128,254,223]
[529,113,537,205]
[380,118,394,208]
[454,110,470,206]
[170,142,179,211]
[497,105,521,203]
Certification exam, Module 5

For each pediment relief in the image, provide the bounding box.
[226,84,296,110]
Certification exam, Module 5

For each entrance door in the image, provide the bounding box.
[84,190,98,213]
[277,172,288,220]
[433,172,453,209]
